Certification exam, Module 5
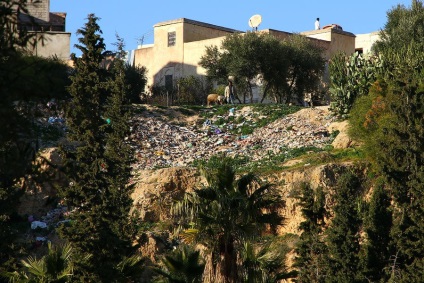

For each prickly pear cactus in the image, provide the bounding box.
[329,52,383,119]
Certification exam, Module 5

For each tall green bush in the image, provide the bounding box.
[350,1,424,281]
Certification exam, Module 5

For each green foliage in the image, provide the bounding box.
[352,2,424,280]
[329,51,383,118]
[278,34,325,104]
[323,171,363,282]
[240,237,296,283]
[124,63,147,104]
[359,179,393,282]
[199,32,325,104]
[3,242,75,283]
[348,80,395,166]
[175,75,208,105]
[153,244,205,283]
[212,84,226,96]
[336,2,424,281]
[0,0,70,271]
[171,155,285,282]
[373,0,424,78]
[58,15,141,282]
[293,183,327,283]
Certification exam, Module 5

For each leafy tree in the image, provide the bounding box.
[257,35,291,104]
[175,75,208,105]
[58,15,140,282]
[323,172,362,283]
[198,45,228,83]
[293,183,327,283]
[171,155,285,283]
[124,63,147,104]
[153,244,205,283]
[373,0,424,75]
[220,32,264,103]
[279,34,325,104]
[107,42,147,104]
[0,1,31,258]
[199,32,325,104]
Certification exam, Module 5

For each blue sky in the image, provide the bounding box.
[51,0,413,56]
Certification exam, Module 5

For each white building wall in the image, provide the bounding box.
[355,31,380,54]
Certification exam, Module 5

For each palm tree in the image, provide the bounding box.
[240,237,296,283]
[153,244,205,283]
[171,155,285,283]
[3,242,74,283]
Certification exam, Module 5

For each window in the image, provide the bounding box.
[168,31,176,47]
[355,48,363,55]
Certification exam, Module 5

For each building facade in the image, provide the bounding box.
[133,18,379,96]
[18,0,71,61]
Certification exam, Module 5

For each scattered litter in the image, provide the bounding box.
[31,221,47,229]
[128,106,335,172]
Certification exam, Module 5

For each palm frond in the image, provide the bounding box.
[237,173,258,195]
[179,228,199,244]
[21,256,47,278]
[116,254,145,279]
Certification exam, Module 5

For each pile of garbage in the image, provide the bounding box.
[129,106,336,172]
[27,205,69,248]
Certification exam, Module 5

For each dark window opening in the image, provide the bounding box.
[168,31,176,47]
[165,75,173,91]
[355,48,363,55]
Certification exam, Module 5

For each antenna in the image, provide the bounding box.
[248,14,262,31]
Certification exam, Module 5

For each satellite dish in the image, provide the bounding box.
[248,14,262,31]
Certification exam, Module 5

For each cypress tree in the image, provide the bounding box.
[359,179,393,282]
[323,172,362,283]
[293,183,327,283]
[58,15,138,282]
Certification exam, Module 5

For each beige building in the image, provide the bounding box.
[133,18,379,95]
[134,18,241,92]
[18,0,71,61]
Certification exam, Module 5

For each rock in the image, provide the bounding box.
[327,120,355,149]
[131,168,206,222]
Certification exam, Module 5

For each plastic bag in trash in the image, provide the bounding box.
[31,221,47,229]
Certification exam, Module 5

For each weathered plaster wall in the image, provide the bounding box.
[29,31,71,61]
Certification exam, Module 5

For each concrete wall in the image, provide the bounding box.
[183,37,226,77]
[26,0,50,22]
[182,19,239,42]
[135,19,237,89]
[355,31,380,54]
[18,0,70,60]
[28,31,71,61]
[301,28,356,59]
